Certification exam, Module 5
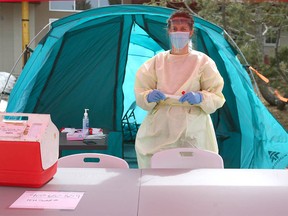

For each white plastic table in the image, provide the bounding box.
[138,169,288,216]
[0,168,141,216]
[2,168,288,216]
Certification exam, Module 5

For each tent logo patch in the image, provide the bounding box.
[268,151,280,162]
[268,151,288,168]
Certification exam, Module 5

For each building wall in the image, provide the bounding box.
[0,2,75,77]
[0,3,37,76]
[34,2,74,45]
[264,30,288,57]
[1,3,20,75]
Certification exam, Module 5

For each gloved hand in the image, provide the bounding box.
[147,90,166,103]
[179,91,203,104]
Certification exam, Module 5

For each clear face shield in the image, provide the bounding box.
[168,18,193,53]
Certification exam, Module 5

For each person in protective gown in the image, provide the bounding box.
[134,10,226,168]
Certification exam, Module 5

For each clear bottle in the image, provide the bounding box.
[82,109,89,136]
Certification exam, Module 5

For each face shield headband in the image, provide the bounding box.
[168,18,194,29]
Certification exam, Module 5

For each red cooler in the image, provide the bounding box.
[0,113,59,188]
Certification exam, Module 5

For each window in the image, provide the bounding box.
[265,28,277,45]
[49,0,123,12]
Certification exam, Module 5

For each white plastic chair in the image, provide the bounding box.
[58,153,129,168]
[151,148,224,169]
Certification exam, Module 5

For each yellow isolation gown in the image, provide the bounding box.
[134,50,226,168]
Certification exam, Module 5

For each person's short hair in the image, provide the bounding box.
[167,10,194,30]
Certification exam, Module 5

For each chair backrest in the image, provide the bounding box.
[151,148,224,169]
[122,101,138,143]
[58,153,129,168]
[122,101,137,122]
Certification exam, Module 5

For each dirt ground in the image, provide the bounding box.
[265,103,288,131]
[257,86,288,132]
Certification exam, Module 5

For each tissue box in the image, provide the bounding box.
[61,128,85,140]
[0,113,59,188]
[66,131,85,141]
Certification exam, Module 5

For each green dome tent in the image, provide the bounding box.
[7,5,288,168]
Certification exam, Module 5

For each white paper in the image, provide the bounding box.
[165,94,181,100]
[10,191,84,210]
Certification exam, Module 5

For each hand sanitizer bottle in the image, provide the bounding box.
[82,109,89,136]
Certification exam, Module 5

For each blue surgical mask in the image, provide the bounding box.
[169,32,190,50]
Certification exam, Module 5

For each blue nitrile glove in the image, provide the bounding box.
[147,90,166,103]
[179,91,203,104]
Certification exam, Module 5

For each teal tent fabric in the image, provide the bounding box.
[7,5,288,167]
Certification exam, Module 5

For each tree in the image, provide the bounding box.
[145,1,288,88]
[262,2,288,83]
[76,0,92,10]
[191,1,288,89]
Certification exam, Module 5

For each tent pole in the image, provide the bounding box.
[183,0,197,15]
[0,23,51,103]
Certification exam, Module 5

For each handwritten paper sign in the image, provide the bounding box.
[10,191,84,210]
[0,122,27,138]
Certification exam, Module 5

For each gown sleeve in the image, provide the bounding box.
[134,57,158,111]
[198,58,226,114]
